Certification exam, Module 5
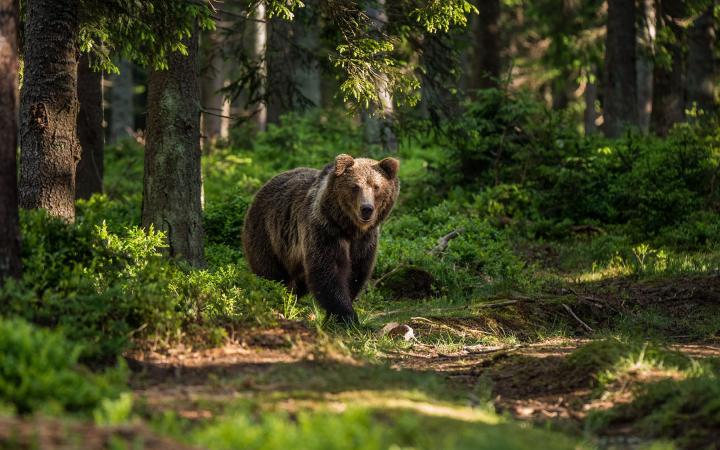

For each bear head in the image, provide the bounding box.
[331,153,400,231]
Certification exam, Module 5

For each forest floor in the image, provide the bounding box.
[119,273,719,449]
[3,274,718,449]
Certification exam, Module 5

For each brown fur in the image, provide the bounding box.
[242,154,400,322]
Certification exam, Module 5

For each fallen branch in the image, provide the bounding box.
[561,304,594,333]
[430,228,465,256]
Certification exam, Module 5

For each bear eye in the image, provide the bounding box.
[373,184,380,191]
[352,184,361,192]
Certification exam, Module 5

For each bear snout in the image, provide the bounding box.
[360,204,375,221]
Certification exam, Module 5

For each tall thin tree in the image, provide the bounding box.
[686,2,716,114]
[75,53,104,200]
[110,59,134,143]
[251,2,268,132]
[142,25,206,267]
[650,0,686,136]
[0,0,22,282]
[603,0,639,137]
[18,0,81,221]
[636,0,655,133]
[200,28,227,148]
[470,0,501,91]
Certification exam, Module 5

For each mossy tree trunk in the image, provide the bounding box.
[0,0,22,282]
[75,53,104,200]
[18,0,80,221]
[142,25,206,267]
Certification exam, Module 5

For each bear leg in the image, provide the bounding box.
[304,233,357,323]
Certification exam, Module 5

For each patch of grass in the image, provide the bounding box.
[192,404,583,450]
[568,337,692,390]
[589,374,720,449]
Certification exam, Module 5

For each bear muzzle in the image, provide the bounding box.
[360,204,375,221]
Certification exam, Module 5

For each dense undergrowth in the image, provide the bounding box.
[1,92,719,448]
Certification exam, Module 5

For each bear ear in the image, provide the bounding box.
[334,154,355,176]
[378,157,400,179]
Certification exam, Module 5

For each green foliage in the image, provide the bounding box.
[411,0,478,33]
[250,109,365,170]
[0,318,126,415]
[377,200,531,298]
[437,90,720,246]
[172,262,286,328]
[0,211,180,361]
[79,0,216,72]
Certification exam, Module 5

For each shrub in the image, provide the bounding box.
[0,318,126,415]
[376,200,531,298]
[0,211,181,361]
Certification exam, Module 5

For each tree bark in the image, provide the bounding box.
[650,0,686,136]
[109,59,134,143]
[200,28,227,149]
[142,25,205,267]
[75,53,104,200]
[686,3,716,114]
[636,0,655,133]
[470,0,501,91]
[18,0,80,221]
[0,0,22,282]
[603,0,639,137]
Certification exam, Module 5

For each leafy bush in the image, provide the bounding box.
[0,318,126,415]
[0,207,291,360]
[0,211,181,361]
[435,91,720,246]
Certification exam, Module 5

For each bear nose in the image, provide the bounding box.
[360,204,374,220]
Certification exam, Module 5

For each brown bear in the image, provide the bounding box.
[242,154,400,323]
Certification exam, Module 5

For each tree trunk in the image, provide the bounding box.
[686,3,716,114]
[0,0,22,282]
[584,67,599,135]
[142,25,205,267]
[636,0,655,133]
[363,0,397,152]
[200,28,226,149]
[266,17,292,125]
[470,0,501,91]
[650,0,686,136]
[18,0,80,221]
[603,0,639,137]
[295,24,322,107]
[109,59,134,143]
[251,2,268,132]
[75,53,104,200]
